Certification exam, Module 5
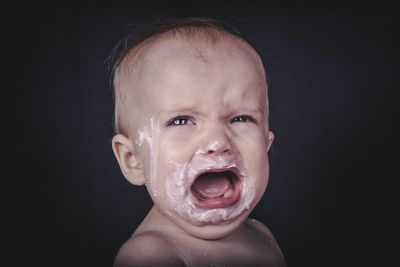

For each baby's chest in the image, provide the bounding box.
[181,241,282,267]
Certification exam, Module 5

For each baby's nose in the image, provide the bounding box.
[200,126,232,156]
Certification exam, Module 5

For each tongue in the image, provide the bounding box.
[192,172,232,199]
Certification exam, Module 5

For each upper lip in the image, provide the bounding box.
[191,166,241,186]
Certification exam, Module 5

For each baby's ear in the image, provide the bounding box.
[111,134,145,186]
[267,131,275,151]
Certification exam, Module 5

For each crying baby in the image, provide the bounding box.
[110,18,287,267]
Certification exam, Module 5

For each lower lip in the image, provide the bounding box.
[191,177,241,209]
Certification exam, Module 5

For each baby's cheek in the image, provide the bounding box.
[235,126,267,143]
[244,140,269,181]
[139,150,154,182]
[159,136,194,164]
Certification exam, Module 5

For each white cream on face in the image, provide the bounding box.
[136,118,161,199]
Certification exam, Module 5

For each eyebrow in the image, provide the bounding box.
[157,106,201,116]
[158,106,265,118]
[236,107,264,113]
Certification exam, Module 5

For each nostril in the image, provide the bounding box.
[208,141,222,152]
[207,147,230,155]
[207,142,231,154]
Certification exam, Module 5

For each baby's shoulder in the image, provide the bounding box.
[243,218,286,260]
[113,230,185,267]
[245,217,275,238]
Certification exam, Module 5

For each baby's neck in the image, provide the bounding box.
[135,206,241,241]
[132,206,286,267]
[134,206,188,237]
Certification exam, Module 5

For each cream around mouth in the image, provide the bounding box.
[165,159,255,224]
[190,170,241,209]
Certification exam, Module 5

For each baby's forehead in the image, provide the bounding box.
[118,32,263,83]
[120,37,267,104]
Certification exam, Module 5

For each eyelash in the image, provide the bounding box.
[166,116,195,126]
[166,115,256,127]
[230,115,257,124]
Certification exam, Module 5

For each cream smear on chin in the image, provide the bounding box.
[166,156,257,224]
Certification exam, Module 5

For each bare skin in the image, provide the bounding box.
[112,33,287,267]
[114,206,286,267]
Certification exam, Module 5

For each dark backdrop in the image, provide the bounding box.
[6,3,398,267]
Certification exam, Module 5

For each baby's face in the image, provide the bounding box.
[124,37,273,239]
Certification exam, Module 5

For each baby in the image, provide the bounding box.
[110,18,286,267]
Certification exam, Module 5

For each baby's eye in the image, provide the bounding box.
[167,116,195,126]
[230,115,257,124]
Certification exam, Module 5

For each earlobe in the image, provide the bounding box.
[111,134,146,186]
[267,131,275,151]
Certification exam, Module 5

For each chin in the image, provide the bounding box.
[174,205,253,240]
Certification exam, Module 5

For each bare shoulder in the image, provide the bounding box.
[245,218,286,260]
[114,230,186,267]
[246,217,275,238]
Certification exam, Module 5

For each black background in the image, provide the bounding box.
[6,2,398,267]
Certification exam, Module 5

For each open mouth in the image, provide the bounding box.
[190,170,241,209]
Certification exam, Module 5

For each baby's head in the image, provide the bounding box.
[110,18,274,240]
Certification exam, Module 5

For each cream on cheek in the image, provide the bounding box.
[135,118,161,199]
